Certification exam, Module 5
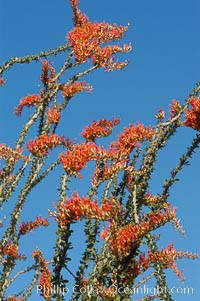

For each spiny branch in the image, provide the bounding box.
[0,44,71,75]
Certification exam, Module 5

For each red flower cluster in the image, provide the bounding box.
[26,133,64,156]
[70,0,89,27]
[101,208,176,258]
[0,241,19,259]
[32,249,52,301]
[155,108,165,120]
[92,159,128,186]
[139,252,150,271]
[46,108,61,124]
[143,192,157,206]
[69,0,79,7]
[169,99,182,119]
[40,60,56,87]
[19,217,49,235]
[110,123,155,157]
[184,96,200,130]
[14,94,43,116]
[0,144,24,165]
[60,81,92,99]
[0,77,6,86]
[148,243,198,280]
[81,117,120,142]
[67,1,131,70]
[60,122,155,180]
[92,44,132,71]
[49,193,120,227]
[60,142,98,176]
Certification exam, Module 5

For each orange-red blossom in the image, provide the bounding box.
[60,81,93,99]
[169,99,182,119]
[148,244,198,280]
[32,249,52,301]
[49,193,121,227]
[0,241,19,259]
[0,144,24,165]
[14,94,43,116]
[67,0,131,71]
[40,60,56,87]
[19,217,49,235]
[46,107,61,124]
[81,117,120,142]
[100,207,176,258]
[60,142,98,177]
[110,123,155,156]
[26,133,67,156]
[60,122,154,178]
[184,96,200,130]
[0,77,6,86]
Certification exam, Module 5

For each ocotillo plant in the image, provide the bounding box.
[0,1,199,301]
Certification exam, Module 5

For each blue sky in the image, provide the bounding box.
[1,0,200,300]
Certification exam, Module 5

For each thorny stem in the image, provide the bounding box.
[0,157,46,298]
[22,268,41,301]
[137,83,200,203]
[160,133,200,203]
[0,44,71,76]
[146,234,174,301]
[0,155,32,206]
[8,260,52,287]
[15,106,43,149]
[132,271,155,292]
[52,174,74,301]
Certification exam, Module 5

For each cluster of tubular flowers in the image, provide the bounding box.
[81,117,120,142]
[26,133,65,156]
[110,123,155,156]
[169,99,182,119]
[92,44,132,71]
[143,192,158,206]
[92,159,128,186]
[148,244,199,280]
[155,108,165,120]
[67,1,131,70]
[184,96,200,130]
[60,81,92,99]
[100,208,176,258]
[162,202,185,235]
[46,107,61,124]
[139,252,150,271]
[92,124,155,184]
[70,0,89,27]
[60,122,155,179]
[49,193,120,227]
[0,77,6,86]
[60,141,121,178]
[0,242,19,259]
[59,142,98,177]
[0,144,24,165]
[40,60,56,87]
[32,249,52,301]
[14,94,43,116]
[19,217,49,235]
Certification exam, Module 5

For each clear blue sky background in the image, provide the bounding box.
[0,0,200,300]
